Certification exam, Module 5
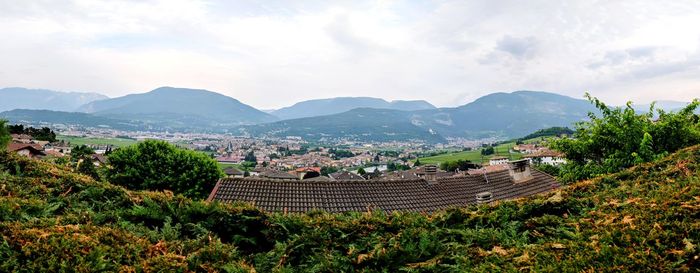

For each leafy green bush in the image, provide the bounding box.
[553,94,700,182]
[107,140,222,199]
[0,120,10,151]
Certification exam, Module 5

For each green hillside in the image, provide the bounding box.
[420,142,521,164]
[1,145,699,271]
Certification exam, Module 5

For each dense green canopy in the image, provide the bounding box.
[106,140,222,199]
[553,94,700,182]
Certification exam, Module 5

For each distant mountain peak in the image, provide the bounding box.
[76,87,276,127]
[0,87,108,112]
[271,96,436,120]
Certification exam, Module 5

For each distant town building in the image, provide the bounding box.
[489,156,509,166]
[524,150,566,166]
[223,167,245,178]
[329,171,365,181]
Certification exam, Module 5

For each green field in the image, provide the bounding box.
[419,141,522,164]
[217,162,244,170]
[57,135,138,148]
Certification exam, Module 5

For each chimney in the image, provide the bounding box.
[476,192,493,204]
[508,159,533,182]
[424,164,437,182]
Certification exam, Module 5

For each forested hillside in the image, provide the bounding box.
[1,144,699,271]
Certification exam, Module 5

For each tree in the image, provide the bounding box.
[106,140,222,199]
[244,151,257,163]
[320,166,338,176]
[77,157,100,181]
[0,120,11,151]
[71,145,95,162]
[481,147,494,156]
[439,159,479,172]
[552,94,700,183]
[414,159,422,166]
[356,167,366,176]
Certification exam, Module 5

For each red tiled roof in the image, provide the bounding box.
[208,169,559,213]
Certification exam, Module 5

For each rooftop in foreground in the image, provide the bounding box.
[207,163,559,213]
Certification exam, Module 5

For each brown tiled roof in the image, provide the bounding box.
[208,169,559,213]
[259,170,298,180]
[223,167,244,176]
[329,171,365,180]
[7,143,45,155]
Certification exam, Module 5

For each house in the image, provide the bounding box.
[7,143,46,158]
[223,167,244,178]
[489,156,509,166]
[259,169,298,180]
[207,160,559,213]
[524,150,566,166]
[329,171,365,181]
[10,134,33,144]
[513,144,540,154]
[91,154,108,166]
[294,167,322,180]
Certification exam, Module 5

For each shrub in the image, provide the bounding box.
[106,140,222,199]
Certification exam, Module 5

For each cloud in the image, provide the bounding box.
[0,0,699,109]
[495,35,539,60]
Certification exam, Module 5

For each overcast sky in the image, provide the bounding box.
[1,0,699,109]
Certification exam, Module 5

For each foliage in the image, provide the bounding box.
[7,124,57,142]
[356,167,366,175]
[1,144,699,271]
[387,162,410,171]
[480,146,494,156]
[70,145,95,162]
[77,157,101,181]
[329,148,354,159]
[106,140,222,199]
[552,94,700,182]
[533,163,561,177]
[439,159,479,172]
[520,126,574,140]
[0,120,10,151]
[244,151,257,163]
[320,166,338,176]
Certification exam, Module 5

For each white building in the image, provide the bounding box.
[489,156,509,166]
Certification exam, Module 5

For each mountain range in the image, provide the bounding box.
[0,87,107,112]
[77,87,277,130]
[240,91,598,142]
[270,97,435,120]
[1,86,695,142]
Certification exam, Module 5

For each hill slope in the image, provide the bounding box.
[0,109,147,131]
[249,91,596,141]
[241,107,445,143]
[78,87,277,127]
[271,97,436,120]
[0,87,108,112]
[1,144,699,271]
[410,90,596,138]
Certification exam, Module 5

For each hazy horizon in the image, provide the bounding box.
[1,1,700,109]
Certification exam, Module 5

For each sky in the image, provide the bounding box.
[1,0,700,109]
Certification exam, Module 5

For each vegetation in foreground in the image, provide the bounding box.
[1,143,699,271]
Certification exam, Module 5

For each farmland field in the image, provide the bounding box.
[419,141,522,164]
[57,135,138,148]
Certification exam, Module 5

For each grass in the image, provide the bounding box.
[420,141,522,164]
[57,135,138,148]
[218,162,243,170]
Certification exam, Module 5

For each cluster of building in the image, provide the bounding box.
[487,143,566,167]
